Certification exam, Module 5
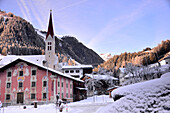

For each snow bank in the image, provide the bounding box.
[161,72,170,78]
[96,72,170,113]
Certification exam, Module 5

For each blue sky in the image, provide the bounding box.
[0,0,170,55]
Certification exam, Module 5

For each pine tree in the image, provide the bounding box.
[1,47,7,56]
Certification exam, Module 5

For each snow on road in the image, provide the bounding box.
[0,95,113,113]
[67,95,113,113]
[96,72,170,113]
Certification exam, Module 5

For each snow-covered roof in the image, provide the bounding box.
[107,86,119,91]
[94,75,118,80]
[85,74,118,80]
[0,57,83,82]
[0,55,46,67]
[76,87,88,90]
[161,72,170,78]
[164,55,170,60]
[62,65,93,69]
[84,74,93,78]
[124,73,134,78]
[119,68,125,73]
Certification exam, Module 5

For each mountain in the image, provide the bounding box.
[100,53,112,61]
[39,30,104,65]
[94,39,170,72]
[0,10,103,65]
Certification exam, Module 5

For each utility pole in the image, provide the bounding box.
[92,74,95,103]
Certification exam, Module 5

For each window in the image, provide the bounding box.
[32,82,36,87]
[7,83,11,88]
[57,81,60,87]
[65,70,69,73]
[76,70,79,73]
[62,93,63,98]
[48,42,52,45]
[166,62,168,64]
[7,72,12,77]
[70,70,74,73]
[6,94,10,100]
[19,71,23,77]
[32,70,36,76]
[62,82,63,87]
[19,82,23,88]
[43,81,47,87]
[43,93,46,99]
[70,94,72,98]
[47,42,52,50]
[66,83,68,88]
[70,83,72,89]
[66,93,68,98]
[48,46,51,50]
[31,94,36,99]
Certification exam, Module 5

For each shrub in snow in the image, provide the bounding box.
[161,72,170,78]
[122,64,165,86]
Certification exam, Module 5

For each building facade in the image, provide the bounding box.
[0,58,83,105]
[62,65,93,79]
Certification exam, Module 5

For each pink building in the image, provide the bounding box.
[0,58,82,105]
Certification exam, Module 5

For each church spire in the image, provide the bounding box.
[46,10,54,39]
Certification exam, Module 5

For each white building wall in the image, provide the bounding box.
[160,59,170,66]
[63,69,83,78]
[45,35,55,69]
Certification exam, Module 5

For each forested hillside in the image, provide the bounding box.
[94,40,170,71]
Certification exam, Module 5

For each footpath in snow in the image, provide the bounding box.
[0,95,113,113]
[96,72,170,113]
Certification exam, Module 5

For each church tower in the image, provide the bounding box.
[45,10,55,69]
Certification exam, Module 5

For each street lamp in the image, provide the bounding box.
[56,94,59,106]
[92,74,95,103]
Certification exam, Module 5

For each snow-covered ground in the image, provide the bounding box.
[96,72,170,113]
[1,72,170,113]
[0,95,113,113]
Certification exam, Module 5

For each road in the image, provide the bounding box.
[67,102,112,113]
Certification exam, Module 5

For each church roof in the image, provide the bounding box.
[46,10,54,39]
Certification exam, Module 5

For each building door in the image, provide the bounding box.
[17,92,24,104]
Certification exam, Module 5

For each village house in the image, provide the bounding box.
[0,58,83,105]
[62,65,93,79]
[61,65,93,101]
[0,10,86,105]
[107,86,119,98]
[159,55,170,66]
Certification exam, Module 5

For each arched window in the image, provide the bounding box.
[48,42,52,50]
